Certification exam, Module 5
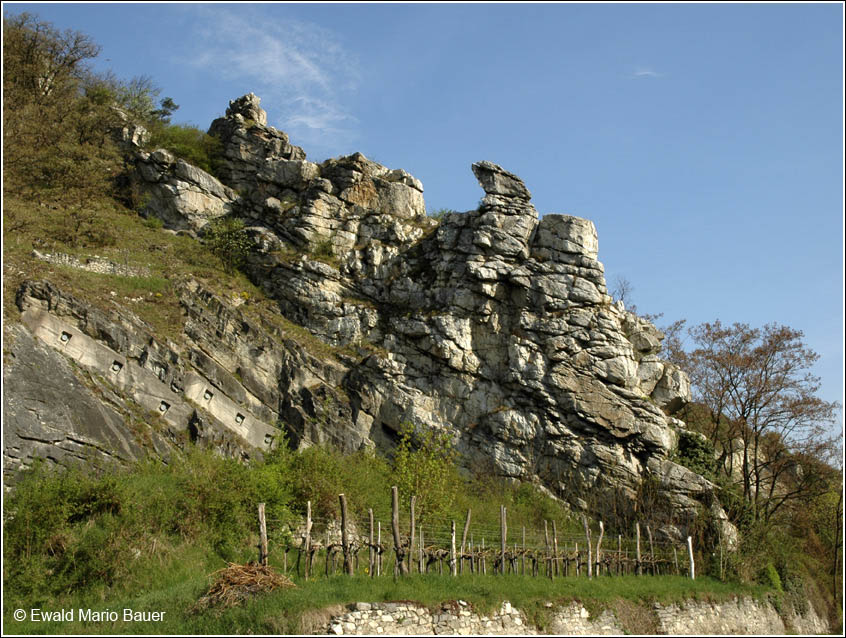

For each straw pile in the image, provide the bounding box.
[193,562,296,611]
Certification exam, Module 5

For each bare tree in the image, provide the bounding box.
[610,275,636,311]
[684,321,839,522]
[611,275,665,323]
[659,318,688,368]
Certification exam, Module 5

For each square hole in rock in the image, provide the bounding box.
[159,401,170,414]
[59,331,72,343]
[111,361,123,373]
[235,413,245,424]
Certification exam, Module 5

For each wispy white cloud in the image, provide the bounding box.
[630,67,665,79]
[287,97,353,129]
[186,7,360,154]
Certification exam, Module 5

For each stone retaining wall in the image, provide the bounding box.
[31,249,151,278]
[320,596,829,635]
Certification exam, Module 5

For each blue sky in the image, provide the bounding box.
[5,2,844,433]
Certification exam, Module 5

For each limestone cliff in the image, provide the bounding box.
[5,93,720,534]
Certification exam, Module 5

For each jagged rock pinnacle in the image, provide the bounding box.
[225,92,267,127]
[471,161,532,201]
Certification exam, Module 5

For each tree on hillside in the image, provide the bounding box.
[392,424,461,525]
[2,12,99,109]
[3,12,122,218]
[684,321,839,523]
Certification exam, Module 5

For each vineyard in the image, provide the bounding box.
[258,487,696,582]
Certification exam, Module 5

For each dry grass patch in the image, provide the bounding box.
[193,562,296,612]
[610,597,659,635]
[295,604,346,634]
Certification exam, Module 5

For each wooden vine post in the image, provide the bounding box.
[339,494,353,575]
[552,520,560,577]
[646,524,656,576]
[391,486,408,576]
[450,520,457,576]
[369,508,375,578]
[522,526,526,575]
[304,500,313,579]
[500,505,507,576]
[617,534,622,576]
[687,536,695,580]
[596,521,604,576]
[544,521,552,580]
[325,528,332,577]
[575,542,580,577]
[377,522,382,576]
[635,522,642,576]
[460,508,472,575]
[419,524,424,574]
[409,496,416,574]
[258,503,268,567]
[582,514,593,579]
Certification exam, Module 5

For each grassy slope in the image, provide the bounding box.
[2,194,361,366]
[1,443,772,636]
[5,569,768,635]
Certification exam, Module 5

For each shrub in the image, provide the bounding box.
[311,237,335,259]
[2,448,296,601]
[289,445,346,519]
[674,430,717,481]
[392,423,462,524]
[147,122,223,176]
[427,208,456,222]
[763,562,783,593]
[203,216,253,273]
[143,215,164,229]
[3,14,124,210]
[3,460,129,598]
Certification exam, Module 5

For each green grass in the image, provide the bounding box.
[3,570,768,635]
[3,443,773,635]
[4,194,298,347]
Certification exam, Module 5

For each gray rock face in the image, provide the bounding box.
[133,149,238,231]
[10,277,365,461]
[3,324,147,482]
[472,160,532,202]
[6,94,717,529]
[110,106,150,149]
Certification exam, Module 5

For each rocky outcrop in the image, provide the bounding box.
[111,106,150,149]
[6,93,715,530]
[3,323,150,482]
[133,148,238,231]
[5,277,366,478]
